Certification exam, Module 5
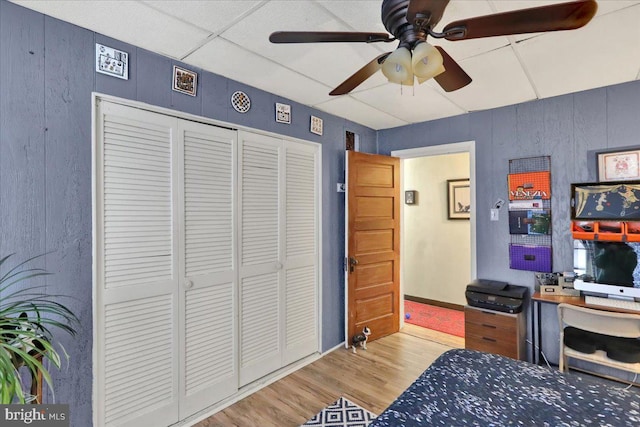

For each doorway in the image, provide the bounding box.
[391,141,476,331]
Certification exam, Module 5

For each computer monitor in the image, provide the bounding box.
[573,239,640,301]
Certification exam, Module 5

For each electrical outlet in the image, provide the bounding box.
[490,209,499,221]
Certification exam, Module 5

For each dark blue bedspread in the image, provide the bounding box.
[370,349,640,426]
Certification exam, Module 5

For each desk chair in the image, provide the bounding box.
[557,303,640,375]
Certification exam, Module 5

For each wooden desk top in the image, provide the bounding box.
[532,292,586,306]
[532,292,640,314]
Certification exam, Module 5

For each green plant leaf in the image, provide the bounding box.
[0,253,77,403]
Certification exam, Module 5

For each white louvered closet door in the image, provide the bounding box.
[238,132,283,386]
[238,132,320,386]
[177,120,238,418]
[283,142,319,365]
[95,101,180,427]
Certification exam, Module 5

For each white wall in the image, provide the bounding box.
[403,153,470,306]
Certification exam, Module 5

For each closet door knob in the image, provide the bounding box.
[275,262,283,270]
[184,279,194,289]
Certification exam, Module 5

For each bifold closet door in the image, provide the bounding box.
[282,142,319,364]
[238,132,283,386]
[94,101,180,427]
[238,132,320,386]
[96,100,318,425]
[177,120,238,418]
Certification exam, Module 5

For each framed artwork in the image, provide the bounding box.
[571,181,640,220]
[95,43,129,80]
[310,115,323,135]
[447,179,470,220]
[172,65,197,96]
[598,149,640,182]
[275,102,291,124]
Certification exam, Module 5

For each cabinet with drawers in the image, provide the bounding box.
[465,305,526,360]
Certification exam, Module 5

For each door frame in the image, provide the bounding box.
[391,141,477,325]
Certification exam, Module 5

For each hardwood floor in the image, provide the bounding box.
[195,324,465,427]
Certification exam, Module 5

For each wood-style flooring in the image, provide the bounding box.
[194,324,465,427]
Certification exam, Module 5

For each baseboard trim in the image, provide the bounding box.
[405,295,464,312]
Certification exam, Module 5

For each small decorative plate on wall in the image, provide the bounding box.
[231,91,251,113]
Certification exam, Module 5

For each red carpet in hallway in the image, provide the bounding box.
[404,300,465,337]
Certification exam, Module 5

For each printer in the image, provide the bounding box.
[465,279,529,314]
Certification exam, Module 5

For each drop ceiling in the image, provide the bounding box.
[12,0,640,130]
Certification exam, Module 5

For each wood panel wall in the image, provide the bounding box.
[0,1,377,424]
[378,80,640,382]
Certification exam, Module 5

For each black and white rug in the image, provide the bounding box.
[302,396,377,427]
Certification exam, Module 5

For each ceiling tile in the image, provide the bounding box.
[352,81,467,124]
[433,45,537,111]
[516,5,640,98]
[142,0,263,34]
[317,0,388,33]
[184,37,333,106]
[14,0,211,59]
[315,96,408,130]
[10,0,640,130]
[220,0,386,88]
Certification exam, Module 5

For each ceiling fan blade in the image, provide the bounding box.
[269,31,392,44]
[406,0,450,28]
[329,53,391,96]
[442,0,597,41]
[433,47,472,92]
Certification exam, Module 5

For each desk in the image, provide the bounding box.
[531,292,640,365]
[531,293,585,364]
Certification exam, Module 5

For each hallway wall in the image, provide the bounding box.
[403,153,470,306]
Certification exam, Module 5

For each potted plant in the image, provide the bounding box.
[0,254,78,403]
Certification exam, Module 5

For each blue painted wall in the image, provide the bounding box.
[378,80,640,375]
[0,1,376,425]
[3,0,640,424]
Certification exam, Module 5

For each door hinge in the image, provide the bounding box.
[344,257,348,272]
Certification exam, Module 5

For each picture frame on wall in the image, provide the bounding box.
[275,102,291,124]
[447,179,470,220]
[172,65,197,96]
[597,149,640,182]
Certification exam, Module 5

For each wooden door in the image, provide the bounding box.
[346,151,400,345]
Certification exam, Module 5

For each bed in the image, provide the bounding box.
[369,349,640,426]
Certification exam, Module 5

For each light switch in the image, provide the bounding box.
[490,209,499,221]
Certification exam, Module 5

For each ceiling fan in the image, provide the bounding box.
[269,0,597,95]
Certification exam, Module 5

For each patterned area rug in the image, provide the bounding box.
[404,300,465,337]
[302,397,377,427]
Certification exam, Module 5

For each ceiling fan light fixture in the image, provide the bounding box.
[417,64,446,85]
[401,75,415,87]
[412,41,445,81]
[381,47,412,84]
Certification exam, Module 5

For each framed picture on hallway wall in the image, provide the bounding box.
[447,179,470,220]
